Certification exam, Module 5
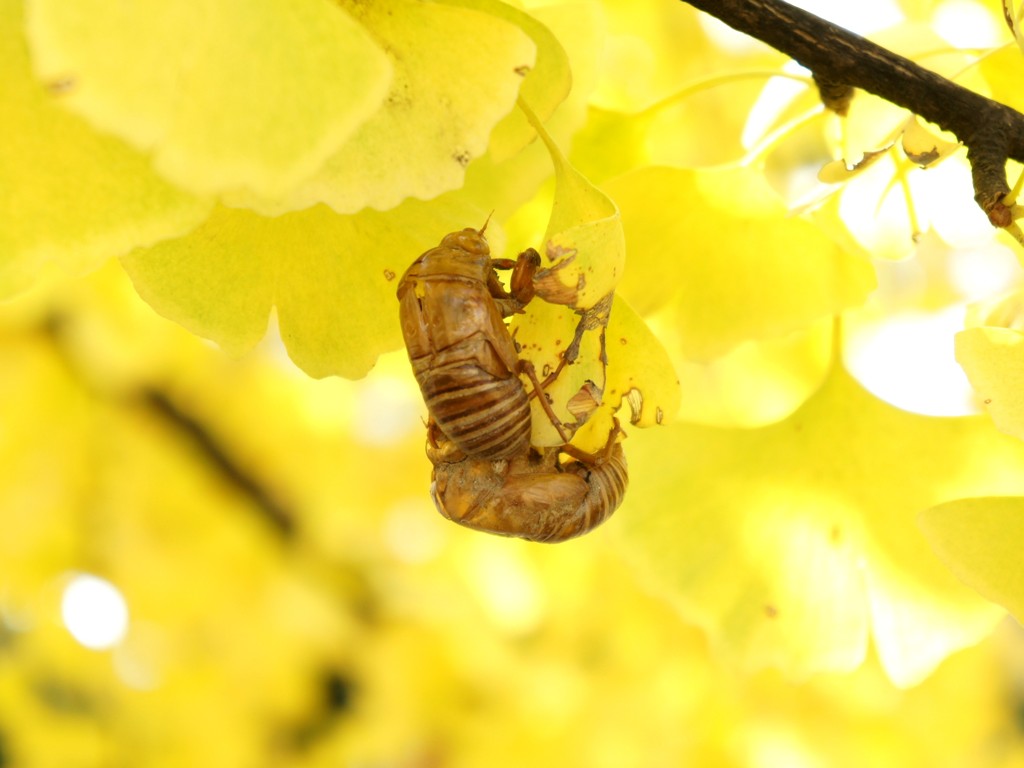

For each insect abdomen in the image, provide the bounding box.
[573,446,628,535]
[419,362,531,460]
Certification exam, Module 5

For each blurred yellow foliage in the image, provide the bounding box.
[2,266,1024,766]
[7,0,1024,764]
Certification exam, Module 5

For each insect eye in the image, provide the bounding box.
[440,228,489,255]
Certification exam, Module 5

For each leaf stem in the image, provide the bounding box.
[638,70,814,118]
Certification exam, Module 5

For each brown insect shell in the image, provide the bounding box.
[397,229,520,374]
[397,228,532,459]
[430,438,628,544]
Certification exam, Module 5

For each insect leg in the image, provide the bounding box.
[558,419,625,466]
[490,248,541,315]
[508,248,540,306]
[519,359,574,445]
[534,292,615,391]
[425,419,466,465]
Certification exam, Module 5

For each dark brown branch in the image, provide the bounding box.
[683,0,1024,226]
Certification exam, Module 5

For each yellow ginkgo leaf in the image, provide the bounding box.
[518,96,625,310]
[818,147,893,184]
[604,295,682,429]
[590,0,749,114]
[241,0,537,215]
[980,45,1024,115]
[607,165,876,360]
[901,116,960,168]
[514,295,608,447]
[517,294,681,451]
[121,195,487,379]
[955,325,1024,440]
[511,98,641,449]
[569,294,682,453]
[569,105,654,184]
[1,0,209,298]
[488,3,606,228]
[454,2,603,228]
[617,358,1024,686]
[814,118,979,261]
[920,497,1024,621]
[25,0,392,199]
[436,0,573,162]
[646,313,833,429]
[955,291,1024,440]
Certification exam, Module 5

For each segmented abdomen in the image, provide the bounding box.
[418,362,531,460]
[573,445,628,535]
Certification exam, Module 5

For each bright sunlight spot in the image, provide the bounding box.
[462,541,545,635]
[61,573,129,650]
[742,63,812,152]
[353,374,422,446]
[697,15,766,55]
[743,723,826,768]
[948,243,1022,301]
[933,0,1004,47]
[846,307,978,416]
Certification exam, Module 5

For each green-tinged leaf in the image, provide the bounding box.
[1,0,209,297]
[955,326,1024,440]
[618,360,1024,686]
[669,316,834,428]
[515,296,609,448]
[454,1,604,225]
[236,0,537,215]
[517,293,680,451]
[570,105,655,184]
[519,96,625,309]
[590,0,755,113]
[525,2,602,129]
[436,0,572,161]
[920,497,1024,620]
[570,294,682,453]
[511,98,639,449]
[121,196,488,379]
[607,165,876,360]
[604,295,681,428]
[26,0,392,199]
